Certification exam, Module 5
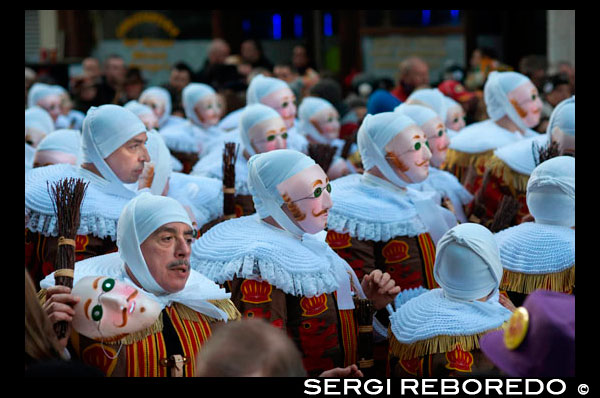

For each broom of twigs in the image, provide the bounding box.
[533,139,561,167]
[353,297,376,376]
[222,142,239,219]
[489,195,522,233]
[308,143,337,173]
[47,177,89,339]
[468,171,492,222]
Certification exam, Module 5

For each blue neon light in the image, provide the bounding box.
[422,10,431,26]
[451,10,460,19]
[324,13,333,37]
[242,19,251,32]
[272,14,282,40]
[294,14,303,38]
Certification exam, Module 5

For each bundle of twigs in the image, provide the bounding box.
[469,171,492,222]
[222,142,239,219]
[534,140,561,166]
[308,143,337,173]
[340,133,356,160]
[353,297,376,374]
[47,177,89,339]
[490,194,522,233]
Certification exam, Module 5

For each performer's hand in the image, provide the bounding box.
[361,270,401,310]
[319,364,364,378]
[43,285,80,348]
[499,292,517,312]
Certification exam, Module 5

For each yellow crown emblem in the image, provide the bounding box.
[326,231,352,249]
[240,280,273,304]
[445,344,474,372]
[382,240,410,264]
[300,294,328,317]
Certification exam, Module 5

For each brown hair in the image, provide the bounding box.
[25,269,67,366]
[195,318,307,377]
[282,193,306,221]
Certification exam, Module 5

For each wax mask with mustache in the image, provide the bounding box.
[260,87,297,129]
[420,117,450,168]
[506,81,543,128]
[276,164,332,234]
[384,125,432,183]
[249,117,288,153]
[311,107,340,141]
[71,276,162,340]
[194,94,223,127]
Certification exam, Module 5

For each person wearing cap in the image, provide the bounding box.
[139,130,224,235]
[326,112,456,290]
[437,80,478,126]
[159,83,227,173]
[480,289,574,377]
[388,223,514,377]
[27,82,63,123]
[39,193,240,377]
[124,100,159,131]
[191,149,400,377]
[391,57,430,102]
[443,71,543,196]
[139,86,187,131]
[51,85,86,131]
[32,129,81,168]
[25,104,150,289]
[468,96,574,228]
[25,106,56,172]
[218,74,309,154]
[394,103,473,223]
[441,96,467,138]
[192,103,288,218]
[297,96,360,180]
[494,156,574,307]
[126,97,183,173]
[325,112,457,374]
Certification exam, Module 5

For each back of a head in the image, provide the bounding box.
[434,223,503,301]
[526,156,575,227]
[195,318,306,377]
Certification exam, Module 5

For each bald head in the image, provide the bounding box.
[208,39,230,64]
[398,56,430,93]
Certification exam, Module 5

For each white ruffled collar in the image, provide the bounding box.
[190,215,363,308]
[449,119,539,154]
[390,289,512,343]
[327,174,430,241]
[494,222,575,273]
[25,164,134,240]
[493,133,548,176]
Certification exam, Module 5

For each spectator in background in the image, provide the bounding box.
[82,57,102,84]
[165,62,193,116]
[391,56,430,102]
[70,74,98,114]
[555,61,575,94]
[240,39,274,73]
[538,74,572,133]
[464,47,512,92]
[95,54,127,105]
[519,55,548,93]
[25,67,37,108]
[121,67,146,105]
[196,39,240,90]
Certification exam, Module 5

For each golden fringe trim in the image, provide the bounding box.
[37,289,47,304]
[443,149,495,181]
[500,266,575,294]
[486,155,530,194]
[174,300,241,323]
[389,327,503,360]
